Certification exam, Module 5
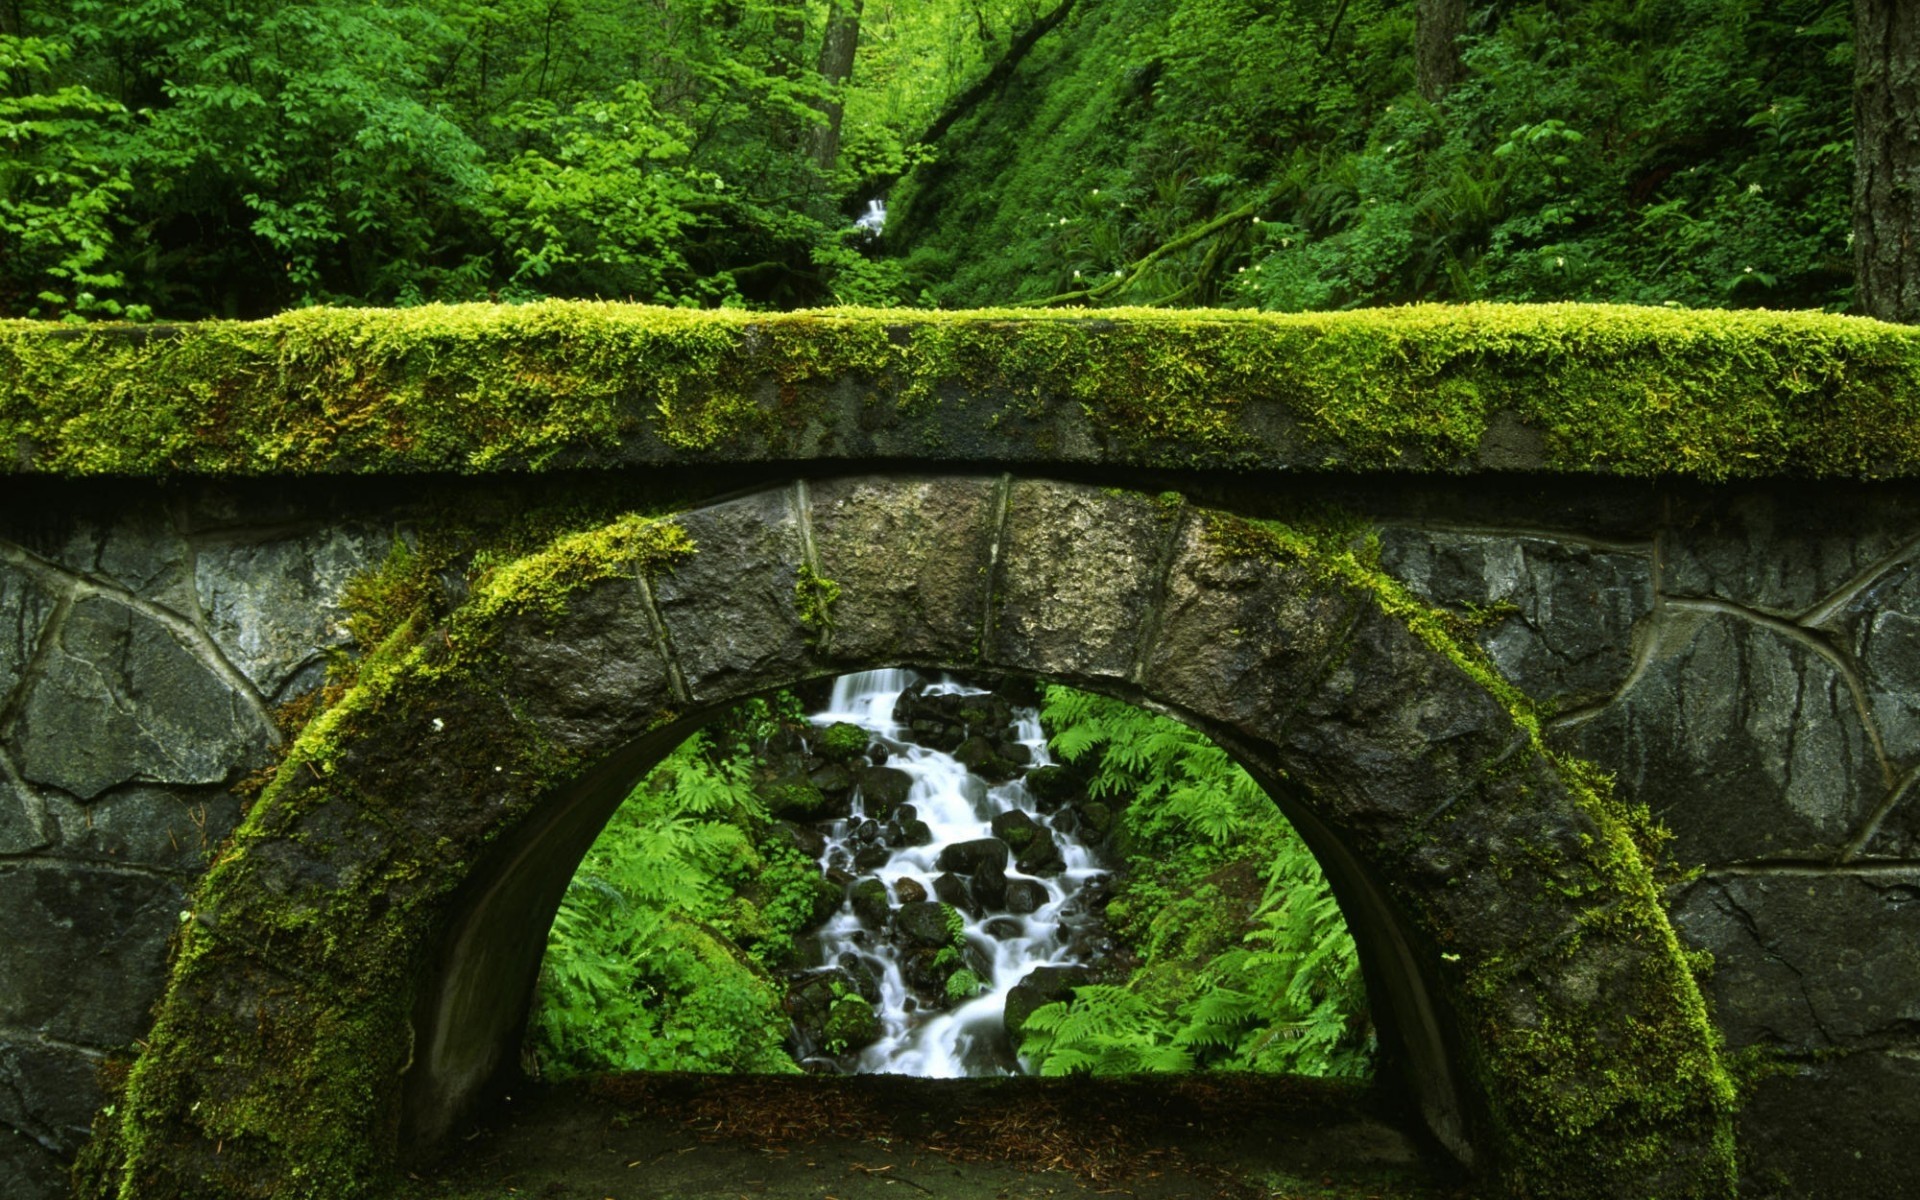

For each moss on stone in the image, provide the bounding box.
[1195,508,1737,1197]
[5,302,1920,480]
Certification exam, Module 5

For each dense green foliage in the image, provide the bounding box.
[3,0,1855,319]
[895,0,1852,311]
[1019,686,1371,1078]
[530,717,828,1076]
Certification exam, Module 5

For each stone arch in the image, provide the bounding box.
[78,477,1735,1200]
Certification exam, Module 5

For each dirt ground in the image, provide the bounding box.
[386,1074,1475,1200]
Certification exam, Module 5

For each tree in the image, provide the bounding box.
[1854,0,1920,322]
[810,0,864,173]
[1415,0,1466,103]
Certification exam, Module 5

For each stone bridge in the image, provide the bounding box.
[1,305,1917,1199]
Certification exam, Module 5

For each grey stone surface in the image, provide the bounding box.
[1374,527,1653,707]
[652,489,820,704]
[988,482,1173,681]
[194,523,390,700]
[1736,1048,1920,1200]
[0,769,50,855]
[0,1034,103,1153]
[1673,871,1920,1048]
[0,564,61,716]
[1558,608,1884,862]
[1861,773,1920,858]
[44,785,242,873]
[496,575,677,757]
[6,508,196,616]
[2,595,275,801]
[1145,515,1365,741]
[0,864,184,1044]
[0,1131,67,1200]
[1817,558,1920,770]
[1662,491,1920,617]
[807,476,997,666]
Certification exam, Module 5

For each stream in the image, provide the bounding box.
[795,669,1113,1076]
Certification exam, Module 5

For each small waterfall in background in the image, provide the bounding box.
[853,198,886,235]
[789,670,1113,1076]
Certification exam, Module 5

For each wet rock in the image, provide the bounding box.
[1015,826,1065,876]
[836,953,883,1005]
[990,809,1039,850]
[1004,965,1091,1039]
[852,844,891,871]
[894,900,962,950]
[970,859,1009,909]
[936,837,1009,875]
[984,916,1025,940]
[1024,764,1085,808]
[1005,879,1049,914]
[893,878,927,904]
[849,877,891,927]
[1000,742,1033,767]
[824,867,856,889]
[931,873,974,914]
[809,762,855,796]
[786,969,877,1055]
[954,734,1016,781]
[763,778,831,820]
[858,765,913,814]
[823,993,881,1052]
[896,816,934,845]
[867,744,889,766]
[774,820,826,859]
[815,721,871,764]
[1072,800,1114,837]
[853,819,880,843]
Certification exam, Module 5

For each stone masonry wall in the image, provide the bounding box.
[1,475,1915,1198]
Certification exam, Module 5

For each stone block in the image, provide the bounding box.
[494,574,678,757]
[0,562,60,715]
[1557,608,1883,863]
[45,785,241,872]
[2,595,275,800]
[0,1034,103,1153]
[1815,558,1920,770]
[988,481,1174,681]
[1663,490,1920,618]
[3,506,195,615]
[195,522,391,700]
[1736,1048,1920,1200]
[0,770,50,855]
[0,863,184,1044]
[807,476,997,667]
[1672,871,1920,1049]
[651,489,820,704]
[1375,527,1653,707]
[0,1131,67,1200]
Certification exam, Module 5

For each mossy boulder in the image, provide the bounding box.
[1024,764,1085,807]
[763,779,830,819]
[823,994,881,1052]
[858,765,914,814]
[894,900,964,950]
[990,809,1039,849]
[849,876,891,927]
[815,721,870,763]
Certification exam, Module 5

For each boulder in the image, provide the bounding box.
[893,877,928,904]
[1024,764,1084,808]
[894,900,962,949]
[970,859,1009,909]
[931,873,975,914]
[1005,879,1049,914]
[990,809,1039,850]
[849,877,891,927]
[853,845,890,871]
[765,779,831,819]
[936,837,1009,875]
[984,916,1025,940]
[1004,965,1091,1040]
[822,993,881,1052]
[809,761,856,796]
[815,721,871,764]
[954,735,1016,781]
[1015,826,1066,876]
[858,766,913,815]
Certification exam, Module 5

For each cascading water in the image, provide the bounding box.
[793,669,1113,1076]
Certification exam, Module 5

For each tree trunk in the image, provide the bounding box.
[1416,0,1466,104]
[810,0,864,174]
[1855,0,1920,322]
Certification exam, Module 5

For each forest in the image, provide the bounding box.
[0,0,1889,322]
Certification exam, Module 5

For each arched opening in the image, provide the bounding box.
[79,477,1734,1200]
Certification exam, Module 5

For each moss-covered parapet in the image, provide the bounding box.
[7,301,1920,479]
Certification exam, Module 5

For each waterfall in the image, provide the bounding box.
[797,670,1110,1076]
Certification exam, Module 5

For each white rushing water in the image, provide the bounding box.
[803,669,1107,1077]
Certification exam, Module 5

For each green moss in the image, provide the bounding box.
[1194,507,1738,1197]
[6,302,1920,480]
[815,721,868,763]
[793,563,841,636]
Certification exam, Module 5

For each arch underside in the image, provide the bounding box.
[81,476,1735,1200]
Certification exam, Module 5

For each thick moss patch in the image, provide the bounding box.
[5,302,1920,478]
